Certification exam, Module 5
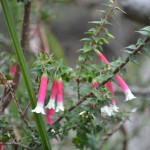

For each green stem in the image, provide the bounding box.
[0,1,51,149]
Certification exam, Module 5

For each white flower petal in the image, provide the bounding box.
[125,90,136,101]
[109,107,115,115]
[45,99,55,109]
[101,106,112,116]
[56,103,64,112]
[110,103,119,112]
[32,103,45,115]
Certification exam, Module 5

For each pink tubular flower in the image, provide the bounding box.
[87,79,99,108]
[46,80,58,109]
[115,75,136,101]
[95,50,109,65]
[95,50,136,101]
[101,105,115,116]
[0,143,3,150]
[56,78,64,112]
[91,79,117,116]
[45,108,55,125]
[105,81,119,112]
[92,79,98,89]
[32,73,48,114]
[10,64,17,77]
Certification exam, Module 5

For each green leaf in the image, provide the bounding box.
[123,50,133,54]
[80,38,91,41]
[137,38,145,46]
[78,55,85,62]
[99,74,107,82]
[141,26,150,32]
[130,55,140,65]
[89,21,101,24]
[92,37,102,44]
[106,33,114,39]
[83,42,91,53]
[119,68,127,75]
[126,44,136,50]
[136,30,150,36]
[99,38,109,44]
[88,28,96,32]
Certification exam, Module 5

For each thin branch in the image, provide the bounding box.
[120,125,128,150]
[22,101,30,117]
[0,72,29,126]
[99,119,127,149]
[76,78,81,100]
[21,2,32,52]
[49,36,150,129]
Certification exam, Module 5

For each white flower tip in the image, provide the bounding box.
[130,108,137,113]
[32,104,45,115]
[45,100,55,109]
[101,106,113,116]
[111,104,119,112]
[109,108,115,116]
[125,90,136,101]
[51,129,55,133]
[56,103,64,112]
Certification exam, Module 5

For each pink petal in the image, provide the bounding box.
[37,73,48,104]
[46,108,55,125]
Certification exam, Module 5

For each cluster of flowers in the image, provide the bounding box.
[31,51,136,122]
[32,73,64,125]
[92,50,136,116]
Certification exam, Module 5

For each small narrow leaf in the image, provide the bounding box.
[141,26,150,32]
[123,50,132,54]
[137,38,145,46]
[106,33,115,39]
[83,42,91,53]
[126,44,136,50]
[89,21,101,24]
[116,7,127,14]
[136,30,150,36]
[130,55,140,65]
[80,38,91,41]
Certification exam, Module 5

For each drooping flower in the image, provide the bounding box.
[56,78,64,112]
[92,79,98,89]
[95,50,136,101]
[46,80,58,109]
[105,81,119,112]
[100,82,119,116]
[91,79,118,115]
[115,75,136,101]
[45,108,55,125]
[32,73,48,114]
[101,105,115,116]
[10,64,17,77]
